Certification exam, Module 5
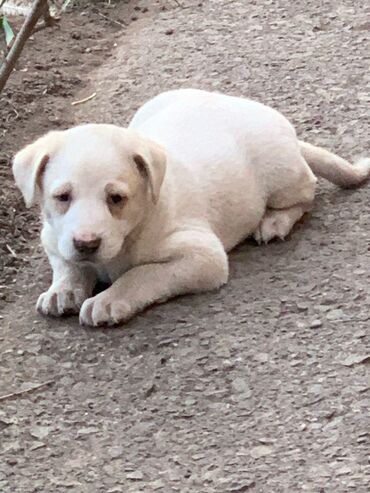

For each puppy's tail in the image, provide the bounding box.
[299,140,370,188]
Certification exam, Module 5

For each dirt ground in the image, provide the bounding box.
[1,0,370,492]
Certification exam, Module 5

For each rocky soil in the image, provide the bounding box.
[1,1,370,492]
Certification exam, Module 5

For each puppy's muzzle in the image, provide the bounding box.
[73,235,101,256]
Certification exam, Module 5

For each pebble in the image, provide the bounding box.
[30,426,51,440]
[250,445,273,458]
[108,446,124,459]
[127,471,143,480]
[326,309,345,320]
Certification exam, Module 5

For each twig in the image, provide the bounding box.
[71,92,97,106]
[0,0,50,94]
[5,244,17,257]
[0,380,55,402]
[92,9,127,27]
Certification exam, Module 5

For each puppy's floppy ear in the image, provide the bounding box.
[133,139,167,204]
[12,131,61,208]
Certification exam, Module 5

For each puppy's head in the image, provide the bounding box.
[13,124,166,263]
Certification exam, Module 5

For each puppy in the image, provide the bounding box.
[13,89,370,326]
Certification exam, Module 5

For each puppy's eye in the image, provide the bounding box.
[108,193,126,206]
[54,192,71,202]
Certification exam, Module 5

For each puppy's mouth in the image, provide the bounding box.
[73,252,99,264]
[72,250,117,265]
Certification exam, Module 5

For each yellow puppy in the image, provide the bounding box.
[13,89,370,326]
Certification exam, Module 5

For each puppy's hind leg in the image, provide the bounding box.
[253,203,311,244]
[253,154,317,244]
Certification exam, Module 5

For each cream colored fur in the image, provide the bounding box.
[12,89,370,326]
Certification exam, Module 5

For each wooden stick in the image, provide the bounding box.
[0,0,49,94]
[0,380,54,402]
[71,92,97,106]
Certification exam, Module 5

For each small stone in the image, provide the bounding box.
[358,431,369,437]
[354,329,366,338]
[192,453,205,460]
[290,359,301,367]
[168,469,181,481]
[29,441,46,451]
[165,28,175,35]
[297,303,308,311]
[61,361,73,369]
[310,319,322,328]
[184,397,197,406]
[258,437,275,444]
[336,465,352,475]
[127,471,143,480]
[77,427,99,436]
[250,445,273,458]
[143,383,157,398]
[254,352,269,363]
[232,377,251,395]
[30,426,51,440]
[341,354,370,367]
[308,384,323,394]
[326,309,345,320]
[222,359,235,370]
[35,355,56,366]
[230,481,256,492]
[310,422,323,430]
[310,465,331,478]
[151,479,165,489]
[0,420,10,432]
[108,446,123,459]
[357,436,367,443]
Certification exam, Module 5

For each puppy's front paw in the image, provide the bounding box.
[37,284,88,317]
[79,293,132,327]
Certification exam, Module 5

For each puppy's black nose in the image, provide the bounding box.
[73,236,101,255]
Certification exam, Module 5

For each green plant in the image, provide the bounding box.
[0,0,51,93]
[0,1,15,49]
